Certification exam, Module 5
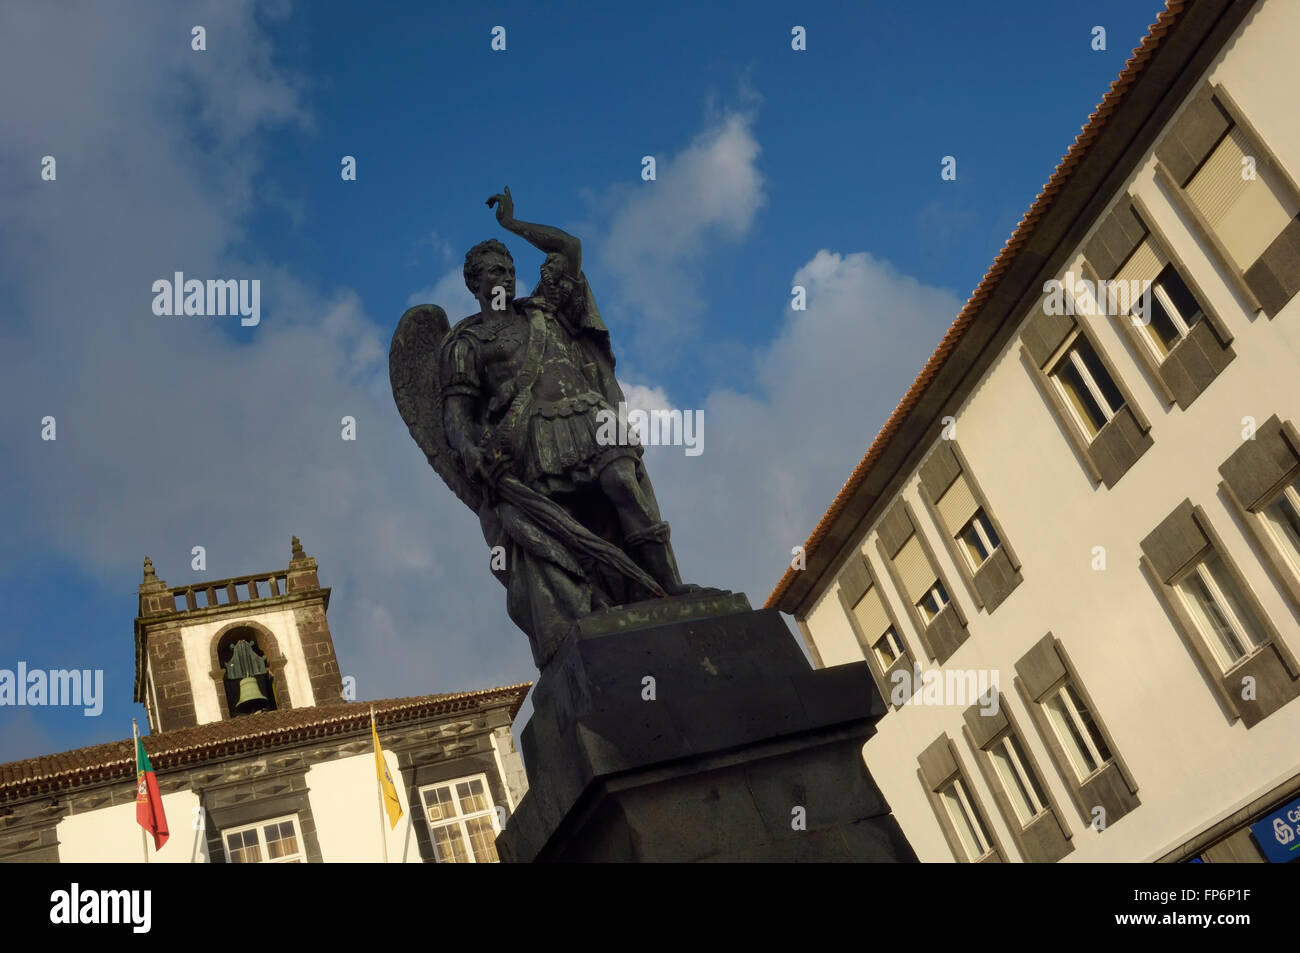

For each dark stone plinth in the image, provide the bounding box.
[497,591,917,862]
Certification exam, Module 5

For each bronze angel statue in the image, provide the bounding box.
[391,187,699,669]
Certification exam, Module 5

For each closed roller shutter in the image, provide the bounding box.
[895,535,937,603]
[852,586,891,640]
[936,471,980,534]
[1111,237,1165,288]
[1187,127,1295,270]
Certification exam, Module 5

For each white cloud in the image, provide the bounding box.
[585,111,767,354]
[633,249,961,602]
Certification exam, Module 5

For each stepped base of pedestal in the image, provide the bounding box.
[497,591,917,863]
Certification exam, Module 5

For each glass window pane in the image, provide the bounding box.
[960,522,989,566]
[1053,358,1107,437]
[465,815,500,863]
[1155,264,1203,329]
[873,630,898,667]
[1264,486,1300,573]
[1064,683,1112,764]
[1008,733,1050,812]
[940,783,982,860]
[432,822,470,863]
[991,740,1036,825]
[1179,565,1248,668]
[1141,292,1181,357]
[226,829,262,864]
[979,513,1000,551]
[423,785,456,822]
[1046,689,1096,779]
[264,821,298,861]
[458,779,490,815]
[1075,338,1125,420]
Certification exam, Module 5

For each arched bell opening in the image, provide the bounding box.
[216,627,278,716]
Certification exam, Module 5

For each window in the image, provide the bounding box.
[1141,498,1300,727]
[420,774,500,863]
[1138,263,1205,360]
[917,442,1023,613]
[1091,204,1234,411]
[957,510,1001,571]
[1044,682,1113,782]
[1014,633,1139,826]
[876,501,969,663]
[1175,553,1263,671]
[1263,475,1300,575]
[988,732,1050,826]
[918,734,1003,862]
[1021,308,1153,488]
[1219,415,1300,619]
[836,553,918,707]
[1048,332,1126,440]
[1184,125,1295,273]
[1154,83,1300,318]
[223,815,303,863]
[916,581,949,624]
[962,697,1073,861]
[872,627,905,669]
[939,777,994,861]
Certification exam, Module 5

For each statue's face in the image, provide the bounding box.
[539,258,577,306]
[475,253,515,309]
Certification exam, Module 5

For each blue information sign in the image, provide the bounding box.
[1250,795,1300,863]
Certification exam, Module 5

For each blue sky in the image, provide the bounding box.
[0,0,1164,762]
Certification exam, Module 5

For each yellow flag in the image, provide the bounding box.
[372,714,404,829]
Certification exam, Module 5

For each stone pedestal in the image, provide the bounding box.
[497,591,916,862]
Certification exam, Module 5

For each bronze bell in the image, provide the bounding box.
[235,676,269,713]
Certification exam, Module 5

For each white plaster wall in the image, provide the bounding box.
[177,606,316,724]
[56,788,207,863]
[805,582,866,668]
[307,751,421,863]
[803,0,1300,862]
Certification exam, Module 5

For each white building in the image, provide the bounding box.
[769,0,1300,863]
[0,538,530,863]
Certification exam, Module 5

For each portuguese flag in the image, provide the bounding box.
[134,731,169,851]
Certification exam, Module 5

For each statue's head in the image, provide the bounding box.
[538,252,580,308]
[464,239,515,308]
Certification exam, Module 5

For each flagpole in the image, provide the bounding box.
[133,719,149,864]
[372,706,389,864]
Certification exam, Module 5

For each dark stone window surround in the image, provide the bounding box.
[1153,82,1300,320]
[201,771,324,864]
[914,440,1024,615]
[1139,498,1300,728]
[1018,311,1154,490]
[916,733,1005,863]
[874,500,970,665]
[1218,414,1300,616]
[961,693,1074,863]
[1082,198,1236,412]
[398,754,509,863]
[835,552,920,710]
[1013,633,1140,830]
[0,801,68,864]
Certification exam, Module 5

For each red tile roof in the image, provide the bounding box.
[0,683,531,800]
[766,0,1188,611]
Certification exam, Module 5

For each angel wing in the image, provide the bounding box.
[389,304,483,513]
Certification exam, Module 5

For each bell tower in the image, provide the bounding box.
[134,537,346,733]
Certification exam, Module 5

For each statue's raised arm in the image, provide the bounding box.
[486,186,582,278]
